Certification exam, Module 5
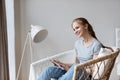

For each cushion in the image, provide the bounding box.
[92,48,112,79]
[113,47,120,75]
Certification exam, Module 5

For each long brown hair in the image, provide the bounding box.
[72,17,113,51]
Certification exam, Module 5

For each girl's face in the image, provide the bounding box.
[72,21,87,37]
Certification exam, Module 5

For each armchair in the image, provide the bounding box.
[29,48,120,80]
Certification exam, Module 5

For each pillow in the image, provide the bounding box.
[92,48,112,79]
[112,47,120,75]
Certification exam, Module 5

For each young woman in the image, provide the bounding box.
[37,17,104,80]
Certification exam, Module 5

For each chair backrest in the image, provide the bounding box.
[73,48,120,80]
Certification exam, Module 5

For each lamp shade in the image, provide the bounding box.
[31,25,48,43]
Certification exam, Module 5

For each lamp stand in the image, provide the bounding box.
[16,32,33,80]
[16,25,48,80]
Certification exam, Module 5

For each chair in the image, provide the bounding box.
[73,48,120,80]
[29,48,120,80]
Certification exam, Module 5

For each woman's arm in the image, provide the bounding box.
[61,53,79,70]
[61,53,79,71]
[75,53,79,63]
[93,54,98,59]
[86,54,98,75]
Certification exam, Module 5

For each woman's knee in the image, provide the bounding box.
[37,66,55,80]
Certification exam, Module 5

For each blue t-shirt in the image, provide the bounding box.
[74,38,102,63]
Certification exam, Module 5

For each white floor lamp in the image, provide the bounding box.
[16,25,48,80]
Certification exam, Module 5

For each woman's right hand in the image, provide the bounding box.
[50,59,70,71]
[50,59,62,67]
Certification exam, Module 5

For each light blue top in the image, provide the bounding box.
[74,38,102,63]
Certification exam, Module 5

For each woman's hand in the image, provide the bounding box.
[60,64,70,71]
[50,59,61,67]
[50,59,70,71]
[86,68,92,75]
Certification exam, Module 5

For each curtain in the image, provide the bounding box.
[0,0,10,80]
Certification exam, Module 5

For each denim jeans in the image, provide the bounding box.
[37,64,91,80]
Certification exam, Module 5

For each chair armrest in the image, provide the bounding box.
[73,49,120,80]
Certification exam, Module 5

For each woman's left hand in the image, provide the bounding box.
[86,68,93,75]
[61,64,70,71]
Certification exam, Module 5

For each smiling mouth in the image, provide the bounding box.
[76,32,80,35]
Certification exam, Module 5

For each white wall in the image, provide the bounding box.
[5,0,16,80]
[15,0,120,80]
